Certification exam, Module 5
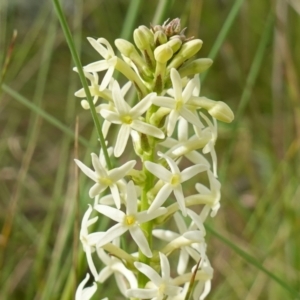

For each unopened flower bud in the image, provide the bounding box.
[168,39,203,69]
[208,101,234,123]
[166,38,182,53]
[134,26,154,50]
[189,96,234,123]
[154,44,173,64]
[154,31,167,46]
[178,58,213,78]
[115,39,138,58]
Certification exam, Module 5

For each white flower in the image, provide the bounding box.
[99,80,164,157]
[160,118,210,166]
[74,154,136,208]
[94,181,166,257]
[126,252,182,300]
[96,248,137,296]
[153,211,206,274]
[74,71,104,109]
[83,37,117,91]
[145,153,208,216]
[75,273,97,300]
[152,68,202,136]
[80,205,105,280]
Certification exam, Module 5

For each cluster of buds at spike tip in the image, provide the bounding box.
[74,18,234,300]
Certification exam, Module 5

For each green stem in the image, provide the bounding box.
[138,147,155,287]
[52,0,112,169]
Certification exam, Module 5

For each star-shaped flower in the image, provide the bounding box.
[83,37,118,91]
[75,154,136,208]
[99,81,164,157]
[153,211,206,274]
[126,252,182,300]
[145,153,208,216]
[94,181,166,257]
[151,68,203,136]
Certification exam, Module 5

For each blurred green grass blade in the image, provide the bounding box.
[219,13,274,180]
[52,0,112,170]
[206,225,300,299]
[120,0,142,40]
[1,84,90,148]
[152,0,175,25]
[201,0,245,83]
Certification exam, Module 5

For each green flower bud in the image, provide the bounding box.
[166,38,182,53]
[189,96,234,123]
[178,58,213,78]
[154,30,167,46]
[154,44,173,64]
[208,101,234,123]
[168,39,203,69]
[133,25,154,50]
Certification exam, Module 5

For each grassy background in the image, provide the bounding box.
[1,0,300,299]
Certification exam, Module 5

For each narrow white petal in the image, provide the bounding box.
[112,81,129,115]
[91,153,107,177]
[181,164,208,182]
[108,160,136,182]
[97,224,127,248]
[114,125,130,157]
[84,60,110,72]
[161,153,180,174]
[170,68,182,100]
[180,107,203,128]
[130,93,154,118]
[152,229,178,241]
[174,212,187,233]
[167,109,179,137]
[94,205,125,222]
[173,185,186,215]
[182,76,196,102]
[97,266,112,283]
[100,65,114,91]
[144,161,171,182]
[126,181,137,215]
[74,159,97,181]
[131,120,164,139]
[99,110,121,124]
[87,37,107,58]
[126,288,157,299]
[177,248,189,274]
[134,262,162,285]
[110,184,121,209]
[75,273,97,300]
[136,208,167,223]
[159,252,170,280]
[85,247,99,280]
[89,183,105,198]
[130,226,152,257]
[148,184,172,213]
[152,96,175,109]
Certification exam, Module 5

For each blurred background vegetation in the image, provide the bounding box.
[1,0,300,299]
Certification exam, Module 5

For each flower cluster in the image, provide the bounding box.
[74,18,234,300]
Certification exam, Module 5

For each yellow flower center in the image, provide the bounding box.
[121,115,133,124]
[125,215,136,226]
[175,99,183,111]
[170,174,181,186]
[98,177,113,186]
